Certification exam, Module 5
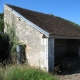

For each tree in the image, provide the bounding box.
[0,13,9,64]
[0,13,4,32]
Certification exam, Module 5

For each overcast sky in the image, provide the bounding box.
[0,0,80,25]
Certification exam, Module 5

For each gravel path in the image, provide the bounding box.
[56,73,80,80]
[56,69,80,80]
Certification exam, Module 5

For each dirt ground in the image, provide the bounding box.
[55,69,80,80]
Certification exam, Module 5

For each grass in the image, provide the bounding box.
[0,64,57,80]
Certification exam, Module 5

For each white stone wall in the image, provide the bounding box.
[4,4,51,71]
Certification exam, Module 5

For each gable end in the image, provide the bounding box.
[4,4,50,37]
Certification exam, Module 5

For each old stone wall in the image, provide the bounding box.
[4,4,49,71]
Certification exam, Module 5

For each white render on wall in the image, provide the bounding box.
[40,38,54,72]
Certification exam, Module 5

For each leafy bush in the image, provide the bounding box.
[0,13,9,63]
[0,33,9,63]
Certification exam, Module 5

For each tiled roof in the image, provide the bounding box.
[6,4,80,37]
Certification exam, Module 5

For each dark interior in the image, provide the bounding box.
[54,39,80,72]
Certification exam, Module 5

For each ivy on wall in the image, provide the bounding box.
[6,17,26,64]
[5,17,19,63]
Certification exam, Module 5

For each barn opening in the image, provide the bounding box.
[54,39,80,72]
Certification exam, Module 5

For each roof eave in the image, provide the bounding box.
[49,34,80,39]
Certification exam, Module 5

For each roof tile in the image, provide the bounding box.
[6,4,80,37]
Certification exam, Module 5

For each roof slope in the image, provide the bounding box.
[6,4,80,37]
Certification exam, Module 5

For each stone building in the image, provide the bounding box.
[4,4,80,72]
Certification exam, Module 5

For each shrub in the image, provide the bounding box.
[0,33,9,63]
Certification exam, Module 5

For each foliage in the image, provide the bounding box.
[6,18,18,63]
[0,13,4,32]
[0,33,9,63]
[0,13,9,64]
[0,65,57,80]
[67,20,80,27]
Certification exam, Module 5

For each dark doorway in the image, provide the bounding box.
[54,39,80,73]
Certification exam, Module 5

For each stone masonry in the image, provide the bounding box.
[4,4,54,72]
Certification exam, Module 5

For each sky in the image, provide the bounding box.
[0,0,80,25]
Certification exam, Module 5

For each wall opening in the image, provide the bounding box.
[54,39,80,73]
